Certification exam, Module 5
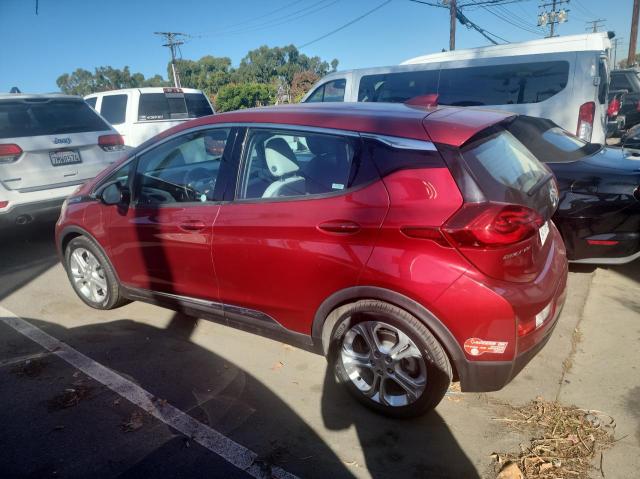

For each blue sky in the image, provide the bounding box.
[0,0,635,93]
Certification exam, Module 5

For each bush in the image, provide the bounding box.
[215,83,275,112]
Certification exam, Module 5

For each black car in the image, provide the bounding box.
[609,69,640,133]
[508,116,640,264]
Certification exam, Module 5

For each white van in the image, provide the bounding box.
[302,32,612,144]
[85,87,214,147]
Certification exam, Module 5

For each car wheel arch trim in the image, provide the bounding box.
[58,225,120,283]
[312,286,467,381]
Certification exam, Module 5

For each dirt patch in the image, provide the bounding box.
[491,398,615,478]
[11,358,48,378]
[48,382,94,410]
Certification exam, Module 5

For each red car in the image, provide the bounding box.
[56,103,567,417]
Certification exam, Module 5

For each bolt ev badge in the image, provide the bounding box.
[54,137,72,145]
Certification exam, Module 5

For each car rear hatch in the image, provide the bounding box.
[0,97,121,192]
[424,111,559,283]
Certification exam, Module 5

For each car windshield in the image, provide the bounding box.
[506,116,602,163]
[0,99,110,139]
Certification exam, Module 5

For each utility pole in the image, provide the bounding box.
[538,0,570,38]
[612,37,624,67]
[629,0,639,67]
[449,0,457,50]
[154,32,186,88]
[585,19,606,33]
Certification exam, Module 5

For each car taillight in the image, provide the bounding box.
[607,97,621,117]
[442,203,544,249]
[576,101,595,142]
[98,134,125,152]
[0,144,22,164]
[0,201,8,209]
[518,302,552,337]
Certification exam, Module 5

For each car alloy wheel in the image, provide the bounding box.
[69,247,109,304]
[340,320,427,407]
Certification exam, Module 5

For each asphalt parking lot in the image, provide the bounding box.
[1,222,639,479]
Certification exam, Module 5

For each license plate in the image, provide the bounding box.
[539,221,550,245]
[50,150,81,167]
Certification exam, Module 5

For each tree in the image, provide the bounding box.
[56,66,168,95]
[291,70,320,103]
[214,83,275,112]
[173,55,232,95]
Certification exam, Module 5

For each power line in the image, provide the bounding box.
[192,0,339,38]
[538,0,570,37]
[477,2,545,36]
[298,0,392,49]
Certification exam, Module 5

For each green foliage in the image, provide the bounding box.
[56,66,170,95]
[214,83,275,112]
[56,45,339,109]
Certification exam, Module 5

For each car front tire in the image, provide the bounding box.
[64,235,129,310]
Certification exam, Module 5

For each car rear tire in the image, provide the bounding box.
[64,236,129,310]
[324,300,452,418]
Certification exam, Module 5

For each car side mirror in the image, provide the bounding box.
[100,182,129,206]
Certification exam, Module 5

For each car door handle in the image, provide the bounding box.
[317,220,361,234]
[179,220,207,232]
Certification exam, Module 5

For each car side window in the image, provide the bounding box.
[238,129,357,200]
[100,94,128,125]
[611,74,632,91]
[102,161,133,187]
[135,128,231,205]
[305,79,346,103]
[85,97,97,109]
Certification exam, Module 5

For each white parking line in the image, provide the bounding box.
[0,306,298,479]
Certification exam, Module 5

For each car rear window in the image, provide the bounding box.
[461,127,556,217]
[138,92,212,121]
[506,116,602,162]
[0,99,111,139]
[100,94,127,125]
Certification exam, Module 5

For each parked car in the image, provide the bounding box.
[608,69,640,133]
[606,89,626,137]
[303,32,612,144]
[508,115,640,264]
[85,87,214,147]
[56,103,568,417]
[0,93,126,227]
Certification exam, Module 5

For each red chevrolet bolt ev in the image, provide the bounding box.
[56,103,567,417]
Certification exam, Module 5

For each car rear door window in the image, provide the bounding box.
[238,129,358,199]
[439,61,569,106]
[100,94,128,125]
[0,99,110,139]
[358,70,439,102]
[135,128,231,205]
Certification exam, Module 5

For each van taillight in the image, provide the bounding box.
[98,134,125,152]
[443,203,544,249]
[607,97,621,117]
[577,101,595,141]
[0,144,22,164]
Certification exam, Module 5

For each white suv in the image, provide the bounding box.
[85,87,214,147]
[0,93,126,227]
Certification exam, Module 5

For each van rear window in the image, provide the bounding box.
[0,99,110,139]
[138,92,212,121]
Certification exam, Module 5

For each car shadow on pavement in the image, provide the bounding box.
[0,311,478,479]
[320,367,479,479]
[0,221,59,301]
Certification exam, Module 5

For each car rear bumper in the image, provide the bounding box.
[0,197,66,227]
[457,288,565,392]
